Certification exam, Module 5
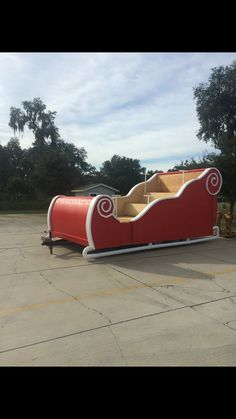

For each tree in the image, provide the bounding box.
[31,147,76,198]
[6,176,32,200]
[29,140,96,198]
[6,138,24,177]
[194,61,236,153]
[0,144,11,193]
[169,153,216,172]
[213,154,236,213]
[0,139,34,204]
[55,139,96,186]
[100,154,144,195]
[7,98,94,203]
[193,61,236,212]
[9,97,60,147]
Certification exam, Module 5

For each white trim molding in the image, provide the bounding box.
[83,226,220,259]
[85,195,114,251]
[47,195,65,231]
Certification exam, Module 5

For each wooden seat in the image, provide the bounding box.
[117,216,134,223]
[123,203,147,217]
[117,193,177,221]
[113,170,202,224]
[145,192,176,201]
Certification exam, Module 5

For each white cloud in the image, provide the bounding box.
[1,52,236,172]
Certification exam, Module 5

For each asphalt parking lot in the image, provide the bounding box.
[0,213,236,366]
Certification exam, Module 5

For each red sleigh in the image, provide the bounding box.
[44,167,222,259]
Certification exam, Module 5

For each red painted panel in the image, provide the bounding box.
[132,181,216,244]
[90,196,132,249]
[50,196,93,245]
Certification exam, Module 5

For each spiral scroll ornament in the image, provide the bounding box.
[96,197,114,218]
[205,169,222,195]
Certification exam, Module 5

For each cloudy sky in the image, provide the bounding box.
[0,52,236,171]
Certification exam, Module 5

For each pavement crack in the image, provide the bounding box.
[110,265,186,307]
[74,296,112,325]
[229,297,236,306]
[19,248,26,259]
[1,293,236,356]
[223,321,236,332]
[211,280,231,294]
[108,326,127,365]
[38,271,55,287]
[38,271,112,325]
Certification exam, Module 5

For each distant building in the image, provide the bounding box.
[71,183,120,197]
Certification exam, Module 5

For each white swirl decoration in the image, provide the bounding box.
[206,169,222,195]
[97,197,114,218]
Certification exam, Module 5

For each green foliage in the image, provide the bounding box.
[2,98,96,209]
[6,176,32,199]
[0,144,11,190]
[30,143,91,198]
[169,153,217,172]
[100,154,143,195]
[9,98,60,147]
[193,61,236,212]
[194,61,236,154]
[214,153,236,213]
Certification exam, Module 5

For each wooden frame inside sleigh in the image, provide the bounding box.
[43,167,222,259]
